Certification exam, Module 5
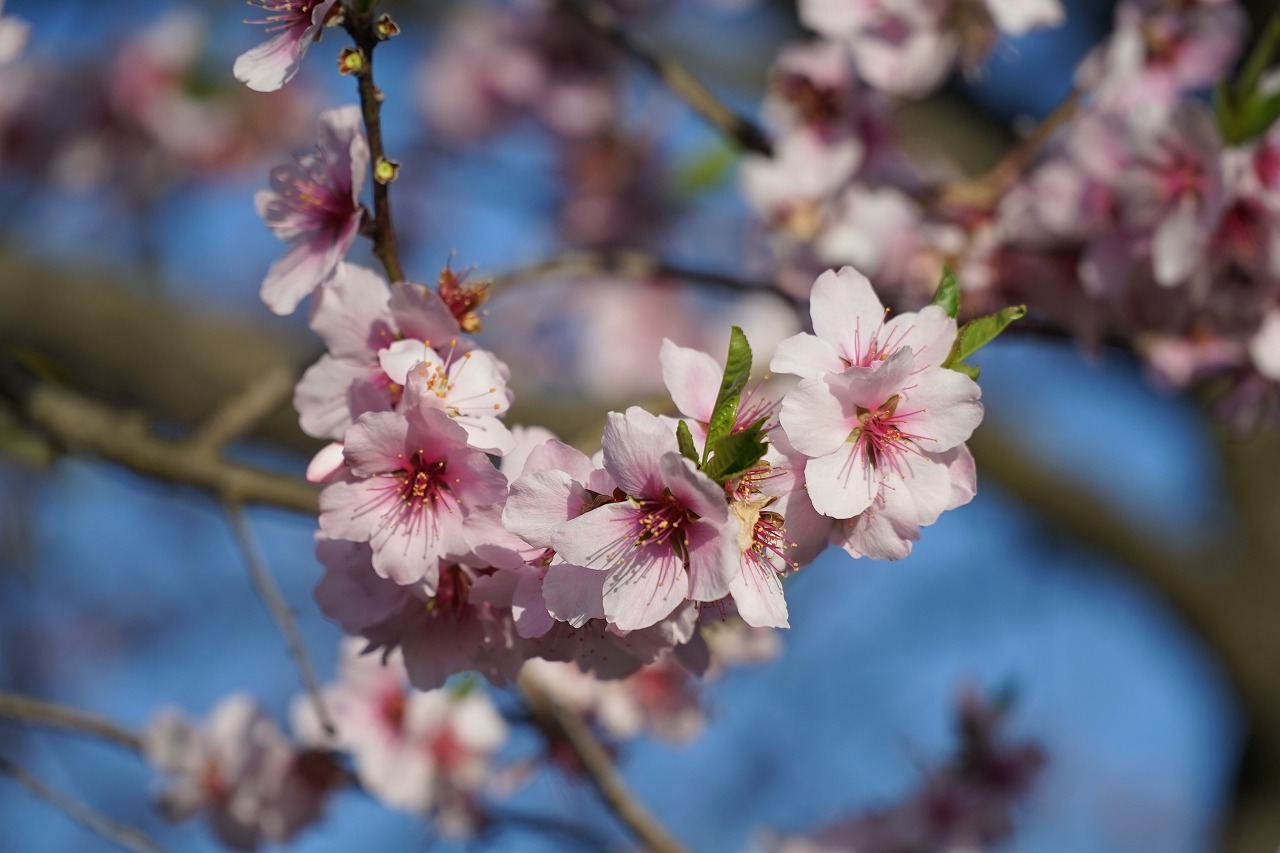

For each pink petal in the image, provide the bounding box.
[899,367,984,452]
[778,377,854,458]
[601,548,687,630]
[542,563,607,627]
[660,339,722,423]
[728,561,789,628]
[805,444,878,519]
[808,266,885,361]
[601,407,677,497]
[769,333,845,380]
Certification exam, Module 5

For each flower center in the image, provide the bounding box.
[851,394,927,474]
[634,489,698,564]
[398,453,449,509]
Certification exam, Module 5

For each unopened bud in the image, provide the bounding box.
[337,47,365,76]
[375,14,401,40]
[374,157,400,185]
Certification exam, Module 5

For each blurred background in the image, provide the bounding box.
[0,0,1272,850]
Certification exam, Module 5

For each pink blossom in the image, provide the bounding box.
[255,106,366,315]
[144,694,338,850]
[294,641,507,831]
[549,407,740,631]
[779,349,983,520]
[1078,0,1246,122]
[800,0,1063,97]
[741,130,862,242]
[317,392,507,588]
[1111,102,1225,287]
[382,341,515,455]
[233,0,340,93]
[771,266,957,381]
[831,443,977,559]
[768,689,1043,852]
[0,1,29,66]
[660,339,776,449]
[294,264,467,441]
[313,542,526,691]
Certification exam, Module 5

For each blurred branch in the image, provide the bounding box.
[518,671,688,853]
[0,693,141,753]
[490,249,800,307]
[935,89,1082,210]
[188,367,295,454]
[346,11,405,282]
[225,504,333,735]
[0,359,319,514]
[562,0,774,156]
[0,756,160,853]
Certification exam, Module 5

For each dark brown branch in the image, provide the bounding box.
[346,14,405,282]
[562,0,773,156]
[0,360,319,514]
[518,671,688,853]
[0,756,160,853]
[0,692,141,753]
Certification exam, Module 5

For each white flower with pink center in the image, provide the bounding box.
[772,266,957,382]
[294,641,507,824]
[233,0,341,93]
[381,340,515,455]
[780,348,982,520]
[318,395,507,589]
[144,694,337,850]
[549,407,740,631]
[255,106,366,315]
[294,264,469,442]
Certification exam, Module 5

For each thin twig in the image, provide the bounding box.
[0,693,142,753]
[518,670,687,853]
[0,755,161,853]
[187,367,296,454]
[0,359,320,514]
[561,0,773,156]
[347,13,405,282]
[936,89,1082,210]
[224,503,334,736]
[490,249,800,306]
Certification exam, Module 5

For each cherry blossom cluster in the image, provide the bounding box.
[0,10,313,201]
[747,0,1280,424]
[765,690,1045,852]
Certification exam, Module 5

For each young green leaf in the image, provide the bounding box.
[675,419,699,464]
[943,304,1027,372]
[701,419,769,484]
[929,267,960,318]
[703,326,753,464]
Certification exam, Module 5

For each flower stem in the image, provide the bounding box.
[346,12,404,282]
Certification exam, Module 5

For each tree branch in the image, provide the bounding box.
[225,504,333,735]
[347,12,405,282]
[561,0,773,157]
[0,359,319,514]
[0,693,141,753]
[187,367,295,455]
[489,249,799,307]
[518,671,688,853]
[0,756,160,853]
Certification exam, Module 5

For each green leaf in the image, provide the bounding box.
[703,327,753,465]
[675,419,699,464]
[702,419,769,484]
[1239,89,1280,142]
[929,267,960,318]
[672,142,737,197]
[944,304,1026,372]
